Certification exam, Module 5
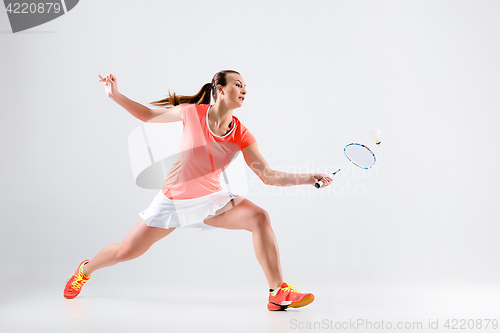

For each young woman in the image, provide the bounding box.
[63,70,334,311]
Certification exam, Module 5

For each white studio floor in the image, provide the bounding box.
[1,281,499,333]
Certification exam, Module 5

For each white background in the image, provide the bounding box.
[1,1,499,332]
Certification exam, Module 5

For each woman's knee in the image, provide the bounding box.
[248,208,271,231]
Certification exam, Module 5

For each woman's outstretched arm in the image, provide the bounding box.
[111,93,152,122]
[242,142,333,188]
[98,74,179,123]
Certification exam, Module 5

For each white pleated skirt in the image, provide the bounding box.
[139,190,236,232]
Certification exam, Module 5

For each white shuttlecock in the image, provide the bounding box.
[369,129,382,145]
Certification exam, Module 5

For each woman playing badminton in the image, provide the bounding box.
[63,70,334,311]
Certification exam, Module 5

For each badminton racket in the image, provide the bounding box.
[315,143,376,188]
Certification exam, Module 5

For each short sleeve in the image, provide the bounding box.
[238,126,257,150]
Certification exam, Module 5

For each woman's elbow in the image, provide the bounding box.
[259,175,270,185]
[261,168,278,186]
[261,174,278,186]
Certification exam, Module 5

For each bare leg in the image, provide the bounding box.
[250,221,283,290]
[204,197,283,290]
[82,218,175,276]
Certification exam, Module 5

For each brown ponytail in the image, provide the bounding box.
[149,70,240,108]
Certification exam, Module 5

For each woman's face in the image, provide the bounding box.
[218,73,246,108]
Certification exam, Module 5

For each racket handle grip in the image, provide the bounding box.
[314,169,341,189]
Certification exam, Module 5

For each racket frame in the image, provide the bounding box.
[314,143,376,189]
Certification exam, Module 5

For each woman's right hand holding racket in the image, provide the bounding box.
[98,74,119,98]
[311,173,334,189]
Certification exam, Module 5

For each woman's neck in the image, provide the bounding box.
[208,101,234,129]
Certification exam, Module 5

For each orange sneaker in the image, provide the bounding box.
[267,280,315,311]
[63,260,92,299]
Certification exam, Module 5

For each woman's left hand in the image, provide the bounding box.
[311,173,334,188]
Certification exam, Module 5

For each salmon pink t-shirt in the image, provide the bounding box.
[161,103,256,200]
